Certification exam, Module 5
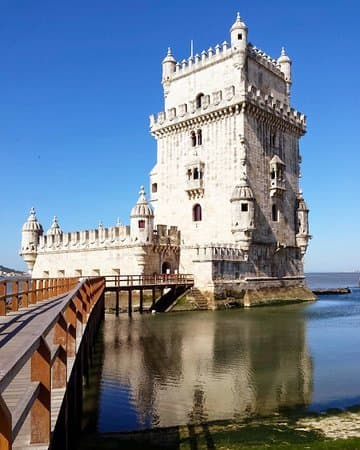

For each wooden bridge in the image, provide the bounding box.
[0,273,194,449]
[105,274,194,315]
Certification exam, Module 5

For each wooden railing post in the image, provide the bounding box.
[30,279,36,304]
[0,281,6,316]
[37,280,43,302]
[22,280,29,308]
[0,394,11,450]
[11,281,19,312]
[66,301,77,357]
[52,314,68,389]
[31,336,51,445]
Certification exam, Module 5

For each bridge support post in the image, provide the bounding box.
[115,290,120,316]
[0,394,11,450]
[128,290,132,317]
[30,336,51,445]
[139,289,143,314]
[151,288,156,310]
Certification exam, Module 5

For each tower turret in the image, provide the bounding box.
[277,47,292,100]
[296,191,311,258]
[162,47,176,97]
[20,207,43,273]
[230,12,247,70]
[130,186,154,244]
[230,178,255,257]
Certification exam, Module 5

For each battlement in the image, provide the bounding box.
[246,84,306,130]
[150,82,306,132]
[192,244,246,262]
[36,223,180,253]
[166,40,284,83]
[247,44,283,76]
[170,41,232,80]
[38,224,131,253]
[150,84,239,131]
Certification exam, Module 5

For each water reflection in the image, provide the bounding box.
[98,306,312,432]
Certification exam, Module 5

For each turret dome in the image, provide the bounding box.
[46,216,63,236]
[130,186,154,218]
[277,47,291,64]
[230,177,254,201]
[230,12,247,32]
[22,207,43,233]
[162,47,176,64]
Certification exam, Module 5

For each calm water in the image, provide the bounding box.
[82,273,360,434]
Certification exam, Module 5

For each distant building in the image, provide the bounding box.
[20,13,313,307]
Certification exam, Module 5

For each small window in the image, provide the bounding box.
[193,168,199,180]
[196,93,204,109]
[193,204,202,222]
[138,220,145,229]
[241,203,248,212]
[191,131,196,147]
[238,33,242,40]
[271,132,276,147]
[272,204,278,222]
[197,129,202,145]
[152,183,157,193]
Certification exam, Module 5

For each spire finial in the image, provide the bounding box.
[116,217,121,226]
[236,11,241,21]
[281,47,286,56]
[167,47,172,56]
[98,220,103,228]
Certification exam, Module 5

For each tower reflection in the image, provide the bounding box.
[98,307,312,432]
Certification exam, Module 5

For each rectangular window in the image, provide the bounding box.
[272,204,278,222]
[241,203,248,212]
[138,220,145,229]
[152,183,158,193]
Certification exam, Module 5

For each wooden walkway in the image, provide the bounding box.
[0,277,105,450]
[104,274,194,314]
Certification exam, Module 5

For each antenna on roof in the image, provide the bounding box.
[190,39,194,58]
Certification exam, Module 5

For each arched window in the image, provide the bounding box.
[193,204,202,222]
[197,129,202,145]
[196,93,204,109]
[190,131,196,147]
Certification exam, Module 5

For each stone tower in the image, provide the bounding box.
[20,207,43,273]
[149,13,313,305]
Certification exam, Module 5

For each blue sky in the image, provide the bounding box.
[0,0,359,272]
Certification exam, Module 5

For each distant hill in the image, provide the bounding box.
[0,265,25,275]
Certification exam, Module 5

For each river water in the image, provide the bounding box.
[81,273,360,434]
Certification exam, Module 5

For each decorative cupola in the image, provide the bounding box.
[46,216,63,236]
[230,12,247,69]
[269,155,286,197]
[296,191,311,258]
[162,47,176,97]
[20,207,43,273]
[277,47,292,100]
[230,177,255,256]
[130,186,154,244]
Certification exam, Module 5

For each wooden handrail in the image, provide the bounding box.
[101,273,195,287]
[0,276,105,449]
[0,277,79,316]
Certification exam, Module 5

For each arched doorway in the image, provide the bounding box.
[162,261,171,274]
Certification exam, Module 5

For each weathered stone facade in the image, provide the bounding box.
[20,13,313,306]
